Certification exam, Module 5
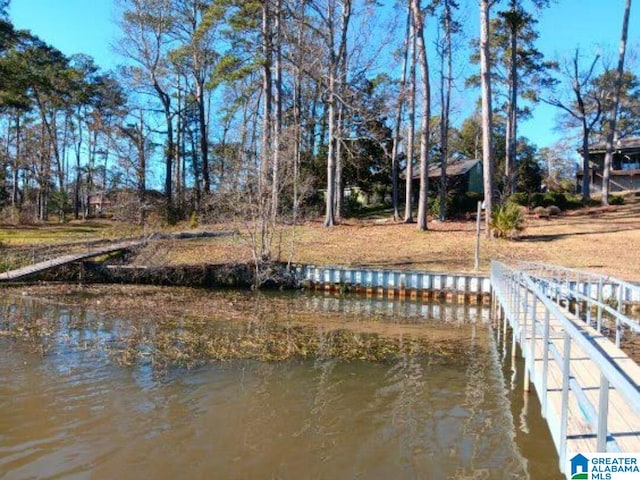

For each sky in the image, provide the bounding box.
[8,0,640,152]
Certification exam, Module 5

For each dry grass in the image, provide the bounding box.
[2,196,639,281]
[140,196,640,281]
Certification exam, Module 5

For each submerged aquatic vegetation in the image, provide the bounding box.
[1,284,487,373]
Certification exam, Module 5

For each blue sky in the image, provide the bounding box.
[9,0,639,152]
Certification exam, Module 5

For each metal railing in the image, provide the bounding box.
[516,261,640,347]
[491,261,640,471]
[517,261,640,303]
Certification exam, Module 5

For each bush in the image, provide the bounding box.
[564,194,586,210]
[429,194,448,218]
[533,206,548,218]
[509,192,529,207]
[189,211,199,229]
[548,205,561,216]
[609,195,625,205]
[453,191,482,215]
[429,191,482,219]
[343,191,362,216]
[491,202,525,239]
[543,192,568,210]
[529,192,546,208]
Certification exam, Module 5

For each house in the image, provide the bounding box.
[577,137,640,193]
[87,191,113,215]
[403,157,483,203]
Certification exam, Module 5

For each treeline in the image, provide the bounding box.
[0,0,638,241]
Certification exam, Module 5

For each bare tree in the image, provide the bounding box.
[322,0,352,227]
[544,50,602,201]
[437,0,458,221]
[117,0,177,221]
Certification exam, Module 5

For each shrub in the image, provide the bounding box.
[453,191,482,215]
[343,191,362,216]
[491,202,525,239]
[430,191,482,219]
[509,192,529,207]
[543,192,568,210]
[609,195,625,205]
[533,206,549,218]
[189,211,199,229]
[429,194,448,218]
[547,205,561,216]
[529,192,545,208]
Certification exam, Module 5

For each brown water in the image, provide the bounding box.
[0,290,562,479]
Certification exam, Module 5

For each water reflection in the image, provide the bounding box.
[0,289,562,479]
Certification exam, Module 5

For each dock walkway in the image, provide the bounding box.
[0,240,143,282]
[491,261,640,477]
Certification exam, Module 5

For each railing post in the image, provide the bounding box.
[597,373,610,452]
[503,275,510,338]
[522,284,529,355]
[596,277,604,333]
[512,273,521,359]
[559,331,572,468]
[541,308,550,418]
[526,295,538,393]
[586,280,592,326]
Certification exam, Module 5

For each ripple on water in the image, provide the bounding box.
[0,292,562,479]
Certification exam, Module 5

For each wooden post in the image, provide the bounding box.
[474,201,482,270]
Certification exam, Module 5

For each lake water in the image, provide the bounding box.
[0,289,562,479]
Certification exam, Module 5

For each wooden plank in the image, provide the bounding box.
[0,240,143,282]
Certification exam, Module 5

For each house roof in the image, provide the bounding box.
[588,136,640,154]
[429,158,481,178]
[402,158,481,180]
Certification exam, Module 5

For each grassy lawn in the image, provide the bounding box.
[2,196,639,281]
[128,195,640,281]
[0,220,139,246]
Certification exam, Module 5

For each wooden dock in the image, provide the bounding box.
[492,261,640,477]
[0,240,144,282]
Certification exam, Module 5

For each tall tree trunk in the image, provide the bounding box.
[137,114,146,200]
[581,118,591,201]
[412,0,430,231]
[175,77,183,206]
[197,78,209,193]
[439,0,453,221]
[324,0,351,227]
[391,9,411,221]
[260,1,274,256]
[404,9,417,223]
[12,113,21,208]
[505,0,518,196]
[335,103,344,221]
[271,0,282,223]
[480,0,494,236]
[602,0,632,205]
[154,80,174,220]
[325,71,337,227]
